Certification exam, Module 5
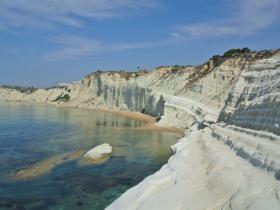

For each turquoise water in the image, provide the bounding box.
[0,102,180,210]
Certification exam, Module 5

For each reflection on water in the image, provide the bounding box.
[0,102,180,210]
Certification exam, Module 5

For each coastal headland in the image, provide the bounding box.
[1,49,280,209]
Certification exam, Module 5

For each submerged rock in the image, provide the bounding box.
[84,143,113,161]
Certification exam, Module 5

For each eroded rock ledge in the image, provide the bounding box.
[1,49,280,209]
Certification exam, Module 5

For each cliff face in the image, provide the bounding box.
[1,49,280,210]
[78,72,165,116]
[219,55,280,135]
[105,50,280,210]
[1,50,275,121]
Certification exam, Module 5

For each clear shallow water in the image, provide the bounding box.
[0,102,180,210]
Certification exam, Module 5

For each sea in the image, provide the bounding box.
[0,102,180,210]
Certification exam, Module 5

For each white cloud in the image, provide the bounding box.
[176,0,280,38]
[4,0,278,61]
[45,36,157,61]
[45,32,181,60]
[0,0,160,29]
[46,36,104,60]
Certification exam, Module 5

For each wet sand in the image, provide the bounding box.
[95,108,185,135]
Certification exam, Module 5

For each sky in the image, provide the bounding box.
[0,0,280,87]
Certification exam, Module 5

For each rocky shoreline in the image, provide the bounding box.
[1,49,280,209]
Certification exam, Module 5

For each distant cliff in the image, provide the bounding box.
[1,49,278,124]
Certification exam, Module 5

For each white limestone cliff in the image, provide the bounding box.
[1,49,280,210]
[107,124,280,210]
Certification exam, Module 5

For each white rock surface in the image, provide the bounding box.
[106,124,280,210]
[219,56,280,135]
[84,143,112,161]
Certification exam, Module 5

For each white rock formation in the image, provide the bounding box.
[1,49,280,209]
[84,143,112,161]
[107,124,280,210]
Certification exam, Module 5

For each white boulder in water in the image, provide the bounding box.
[84,143,112,161]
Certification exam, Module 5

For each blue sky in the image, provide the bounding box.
[0,0,279,87]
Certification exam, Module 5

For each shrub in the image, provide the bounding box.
[1,85,37,93]
[223,49,242,57]
[53,93,70,102]
[241,47,251,53]
[223,47,251,57]
[61,94,70,102]
[171,65,186,73]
